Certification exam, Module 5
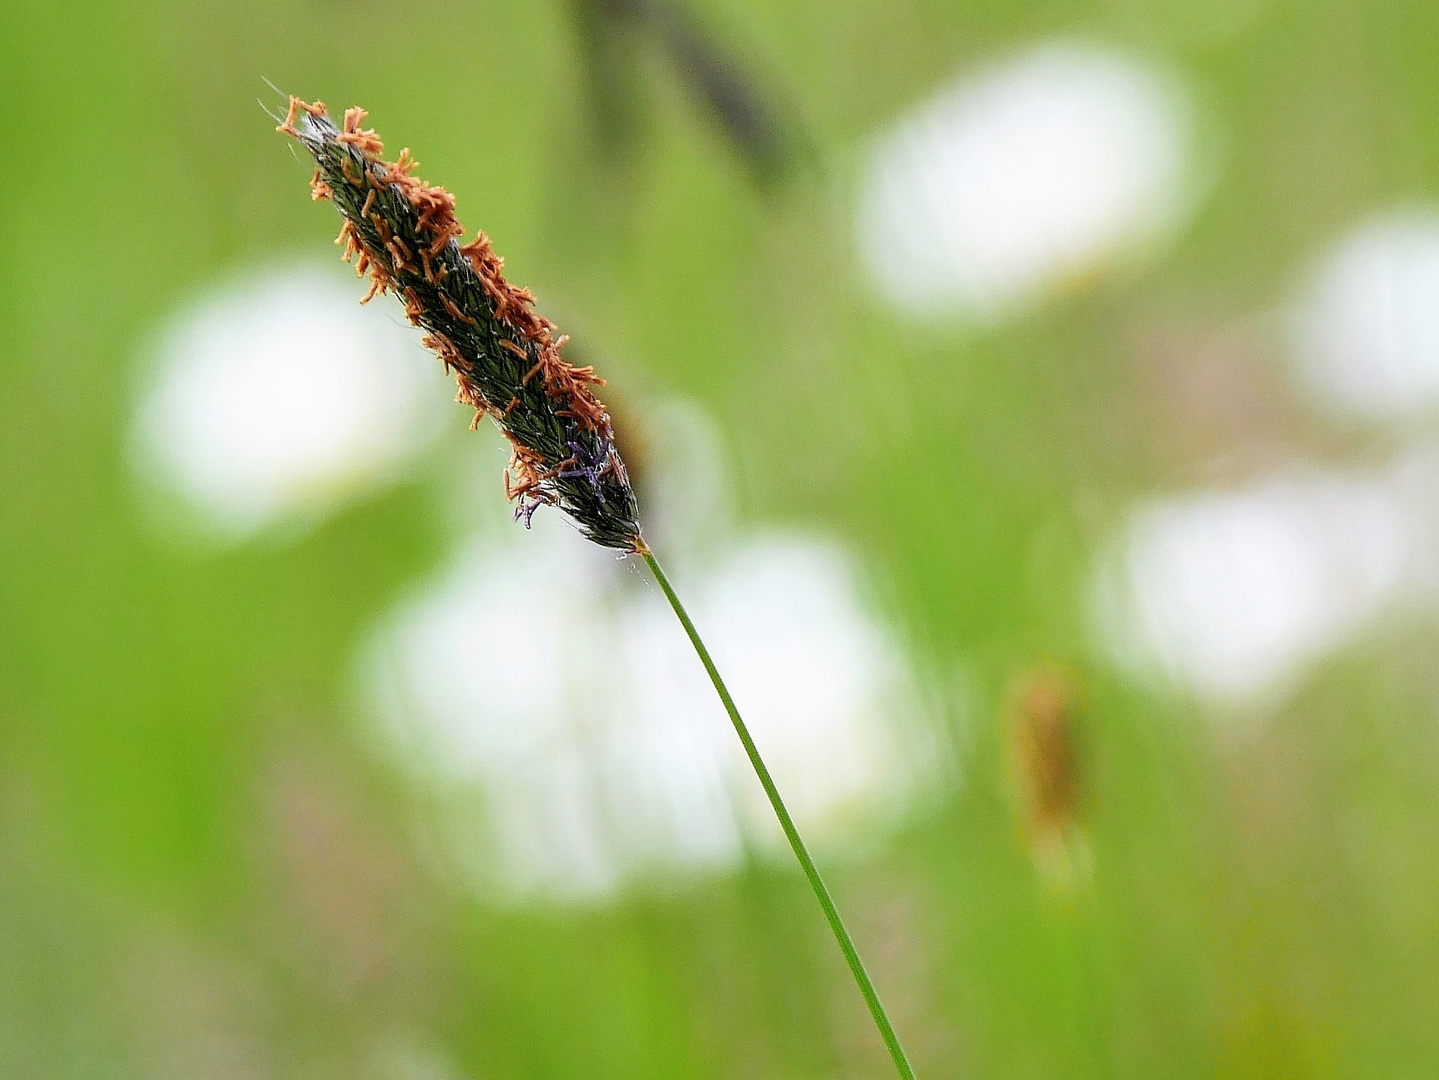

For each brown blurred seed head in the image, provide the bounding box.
[1004,664,1090,887]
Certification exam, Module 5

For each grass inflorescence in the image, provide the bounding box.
[277,96,642,550]
[275,94,917,1079]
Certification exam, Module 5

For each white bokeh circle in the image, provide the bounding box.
[132,263,445,541]
[857,41,1196,320]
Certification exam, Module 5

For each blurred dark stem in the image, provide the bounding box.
[571,0,809,189]
[638,545,919,1080]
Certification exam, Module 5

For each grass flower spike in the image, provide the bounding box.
[278,97,641,549]
[276,96,918,1080]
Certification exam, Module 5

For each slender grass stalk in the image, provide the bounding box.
[637,543,919,1080]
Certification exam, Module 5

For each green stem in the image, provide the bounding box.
[639,546,918,1080]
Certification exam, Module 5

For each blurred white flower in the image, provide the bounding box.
[1096,467,1418,707]
[131,263,445,541]
[359,408,936,901]
[857,41,1196,319]
[1289,209,1439,420]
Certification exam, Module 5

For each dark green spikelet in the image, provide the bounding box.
[277,96,642,551]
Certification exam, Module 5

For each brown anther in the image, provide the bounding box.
[276,96,302,137]
[334,107,384,156]
[439,293,476,325]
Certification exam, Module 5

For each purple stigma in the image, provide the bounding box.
[558,431,611,501]
[513,497,543,528]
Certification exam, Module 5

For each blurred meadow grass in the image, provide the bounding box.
[4,0,1439,1077]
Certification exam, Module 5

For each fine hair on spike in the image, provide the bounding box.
[277,96,642,550]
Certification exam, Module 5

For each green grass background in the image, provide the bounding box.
[3,0,1439,1076]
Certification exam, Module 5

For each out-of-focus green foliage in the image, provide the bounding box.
[3,0,1439,1076]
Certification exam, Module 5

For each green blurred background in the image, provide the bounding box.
[5,0,1439,1076]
